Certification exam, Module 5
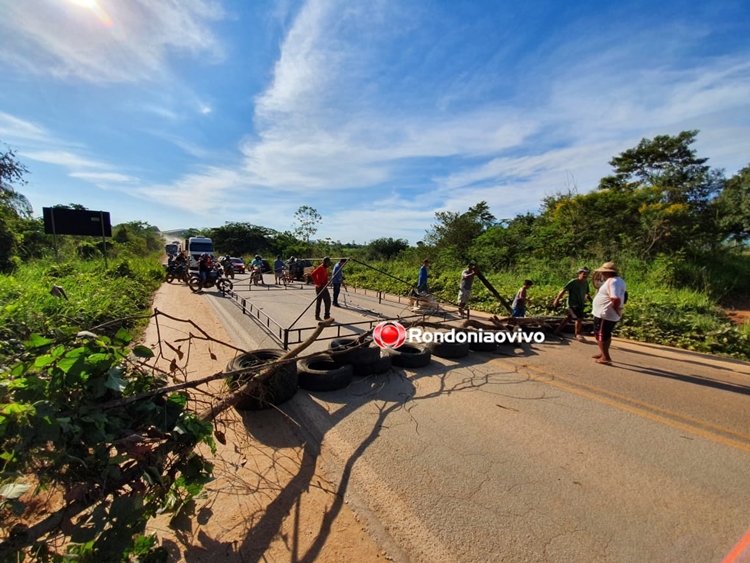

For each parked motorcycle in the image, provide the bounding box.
[164,262,189,284]
[188,266,233,295]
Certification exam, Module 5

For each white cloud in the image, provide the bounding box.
[0,112,50,143]
[69,172,137,183]
[23,150,108,170]
[0,0,226,84]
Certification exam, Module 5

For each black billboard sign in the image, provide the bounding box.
[43,208,112,237]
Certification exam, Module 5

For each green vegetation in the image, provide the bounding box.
[339,131,750,360]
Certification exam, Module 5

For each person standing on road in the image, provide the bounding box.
[591,262,626,365]
[457,263,477,316]
[198,254,210,288]
[417,259,431,294]
[274,255,284,284]
[331,258,347,307]
[511,279,533,317]
[553,267,592,341]
[311,257,332,321]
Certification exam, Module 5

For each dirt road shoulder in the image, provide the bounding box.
[141,281,386,562]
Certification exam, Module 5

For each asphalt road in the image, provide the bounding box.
[200,272,750,563]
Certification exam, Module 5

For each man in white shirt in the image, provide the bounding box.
[591,262,626,365]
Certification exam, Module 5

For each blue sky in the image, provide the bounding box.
[1,0,748,244]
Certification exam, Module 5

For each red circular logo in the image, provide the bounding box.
[373,321,406,349]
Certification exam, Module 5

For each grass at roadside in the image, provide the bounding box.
[0,256,164,363]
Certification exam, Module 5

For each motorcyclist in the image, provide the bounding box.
[287,256,298,280]
[250,255,265,285]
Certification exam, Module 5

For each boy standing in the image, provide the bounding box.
[511,280,533,317]
[553,267,592,341]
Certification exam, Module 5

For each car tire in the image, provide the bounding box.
[225,349,298,411]
[352,353,392,377]
[328,338,379,366]
[425,331,470,359]
[385,344,432,368]
[467,329,498,352]
[297,355,353,392]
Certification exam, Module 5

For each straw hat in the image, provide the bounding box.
[594,261,618,274]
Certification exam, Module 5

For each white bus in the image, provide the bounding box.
[185,237,214,270]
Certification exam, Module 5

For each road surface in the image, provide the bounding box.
[198,272,750,563]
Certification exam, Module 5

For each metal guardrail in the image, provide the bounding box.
[225,284,444,349]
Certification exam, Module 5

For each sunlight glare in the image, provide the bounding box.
[67,0,113,27]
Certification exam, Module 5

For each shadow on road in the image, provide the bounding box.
[616,362,750,397]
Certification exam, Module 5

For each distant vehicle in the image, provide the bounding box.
[260,259,271,273]
[229,257,246,274]
[164,243,179,256]
[185,237,214,270]
[287,259,313,281]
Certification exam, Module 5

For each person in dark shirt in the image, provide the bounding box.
[331,258,347,307]
[553,267,592,341]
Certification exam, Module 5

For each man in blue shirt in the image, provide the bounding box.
[417,259,430,294]
[331,258,347,307]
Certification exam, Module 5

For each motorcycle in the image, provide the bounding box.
[164,261,189,284]
[220,258,235,279]
[188,266,233,295]
[250,265,264,286]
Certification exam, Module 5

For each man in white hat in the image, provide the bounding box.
[591,262,626,365]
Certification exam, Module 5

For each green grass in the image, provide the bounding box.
[0,256,164,363]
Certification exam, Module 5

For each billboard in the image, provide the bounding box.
[43,208,112,237]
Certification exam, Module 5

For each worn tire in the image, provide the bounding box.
[225,349,298,411]
[297,355,353,392]
[352,354,392,377]
[467,329,498,352]
[328,338,379,366]
[425,331,470,359]
[385,344,432,368]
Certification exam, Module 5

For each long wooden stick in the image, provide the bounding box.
[474,270,513,315]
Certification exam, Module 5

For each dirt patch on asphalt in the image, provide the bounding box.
[141,281,384,562]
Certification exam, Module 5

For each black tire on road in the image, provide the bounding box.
[328,338,379,366]
[385,344,432,368]
[188,276,202,292]
[352,353,392,377]
[225,349,298,411]
[217,278,233,295]
[426,331,471,359]
[297,355,353,392]
[166,273,175,284]
[467,330,498,352]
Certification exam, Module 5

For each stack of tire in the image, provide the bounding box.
[296,338,390,392]
[225,349,298,411]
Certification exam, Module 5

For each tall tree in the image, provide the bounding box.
[714,163,750,243]
[0,147,33,271]
[293,206,322,245]
[424,201,496,262]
